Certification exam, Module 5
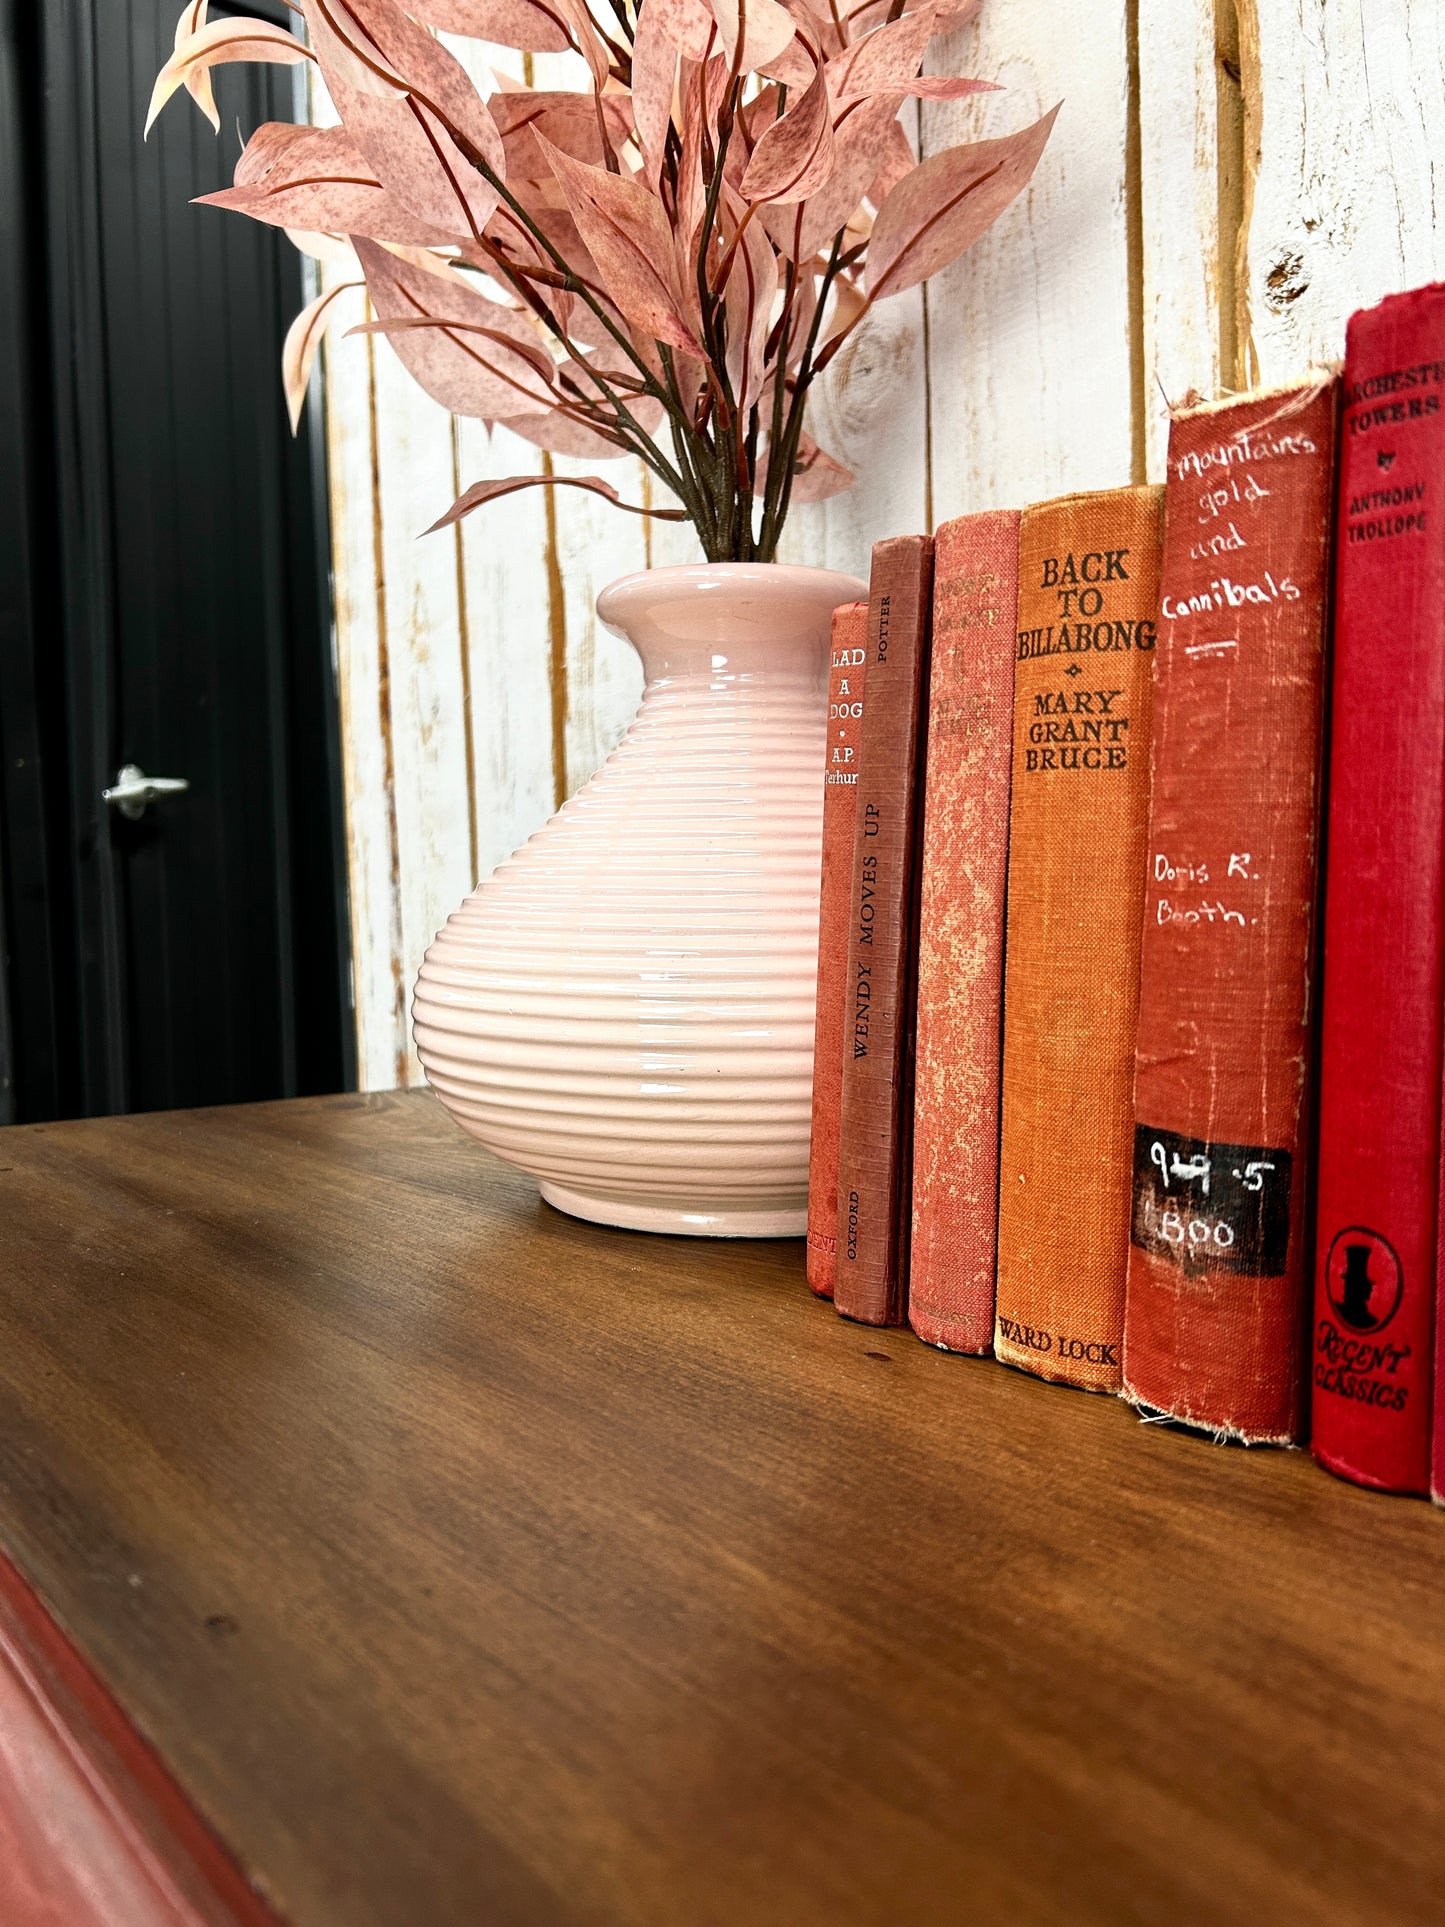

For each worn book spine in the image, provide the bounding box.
[909,511,1021,1353]
[834,537,935,1327]
[806,601,871,1298]
[1312,288,1445,1495]
[994,486,1164,1391]
[1123,380,1339,1442]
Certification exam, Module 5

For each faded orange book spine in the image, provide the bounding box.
[807,602,870,1297]
[995,486,1164,1390]
[910,511,1020,1352]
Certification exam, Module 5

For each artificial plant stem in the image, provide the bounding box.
[658,346,717,549]
[764,247,839,549]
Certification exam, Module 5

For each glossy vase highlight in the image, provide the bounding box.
[413,562,868,1236]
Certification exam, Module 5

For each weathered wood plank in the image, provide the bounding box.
[1137,0,1229,474]
[367,349,475,1088]
[779,276,931,578]
[320,290,408,1093]
[920,1,1137,517]
[1242,0,1445,382]
[450,418,558,877]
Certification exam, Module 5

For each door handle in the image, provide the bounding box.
[102,763,191,821]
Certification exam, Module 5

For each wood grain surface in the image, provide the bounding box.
[2,1091,1444,1925]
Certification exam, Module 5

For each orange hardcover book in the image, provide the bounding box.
[807,601,870,1297]
[910,510,1020,1352]
[994,486,1164,1390]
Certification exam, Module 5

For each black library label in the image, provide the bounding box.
[1130,1124,1292,1277]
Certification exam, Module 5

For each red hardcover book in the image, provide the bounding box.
[807,601,870,1298]
[1123,379,1338,1442]
[909,511,1020,1352]
[834,537,935,1326]
[1313,286,1445,1495]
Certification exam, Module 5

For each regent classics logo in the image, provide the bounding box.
[1324,1226,1403,1334]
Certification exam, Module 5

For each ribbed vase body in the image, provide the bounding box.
[412,562,868,1236]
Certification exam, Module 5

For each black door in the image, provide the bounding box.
[0,0,353,1122]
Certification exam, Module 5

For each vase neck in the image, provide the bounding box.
[595,562,869,684]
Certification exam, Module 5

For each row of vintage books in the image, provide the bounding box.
[807,279,1445,1503]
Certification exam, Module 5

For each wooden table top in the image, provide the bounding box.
[1,1090,1443,1925]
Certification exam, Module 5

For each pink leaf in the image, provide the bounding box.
[866,103,1058,299]
[546,0,616,88]
[349,314,559,389]
[536,132,703,356]
[425,473,688,533]
[844,0,951,35]
[866,116,915,204]
[298,4,508,242]
[739,61,835,206]
[233,119,327,186]
[827,3,936,102]
[820,273,867,345]
[495,411,634,460]
[722,213,778,412]
[753,427,853,499]
[707,0,796,72]
[558,345,666,429]
[283,279,361,432]
[204,125,456,243]
[630,9,678,194]
[406,0,571,51]
[757,35,815,87]
[341,88,501,238]
[145,15,315,135]
[785,432,854,500]
[673,58,710,243]
[759,91,895,260]
[647,0,718,63]
[353,235,556,417]
[198,179,455,246]
[901,76,999,99]
[490,91,632,180]
[303,1,506,175]
[174,2,219,132]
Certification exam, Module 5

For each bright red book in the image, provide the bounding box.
[807,602,870,1298]
[909,511,1019,1352]
[834,536,934,1327]
[1313,285,1445,1495]
[1124,379,1338,1442]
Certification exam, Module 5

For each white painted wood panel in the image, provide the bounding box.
[920,1,1136,518]
[1243,0,1445,383]
[368,351,475,1088]
[1137,0,1225,475]
[323,315,409,1092]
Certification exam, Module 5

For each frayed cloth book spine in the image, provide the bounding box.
[994,486,1163,1391]
[1123,377,1338,1444]
[909,511,1020,1354]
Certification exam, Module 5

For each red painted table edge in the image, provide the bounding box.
[0,1543,280,1927]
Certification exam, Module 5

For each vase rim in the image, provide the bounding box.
[596,561,868,641]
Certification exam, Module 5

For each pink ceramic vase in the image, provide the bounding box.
[412,561,867,1236]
